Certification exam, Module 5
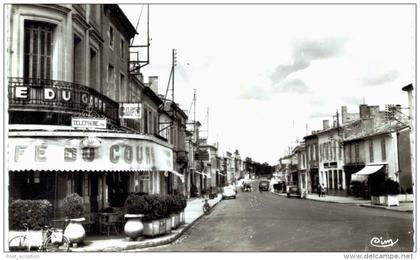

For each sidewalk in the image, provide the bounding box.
[71,194,222,252]
[271,191,413,213]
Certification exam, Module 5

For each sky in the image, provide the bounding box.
[120,4,415,165]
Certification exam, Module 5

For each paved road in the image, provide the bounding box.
[139,186,414,252]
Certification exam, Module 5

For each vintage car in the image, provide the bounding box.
[222,186,237,199]
[259,180,270,191]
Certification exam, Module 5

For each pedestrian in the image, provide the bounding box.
[317,184,321,197]
[321,183,326,197]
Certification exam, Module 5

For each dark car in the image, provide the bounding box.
[259,180,270,191]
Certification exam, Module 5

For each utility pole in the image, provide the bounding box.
[172,49,177,103]
[402,84,414,191]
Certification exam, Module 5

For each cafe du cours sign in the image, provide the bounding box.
[71,117,107,129]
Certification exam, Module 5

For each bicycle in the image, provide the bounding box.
[8,223,71,252]
[202,198,211,215]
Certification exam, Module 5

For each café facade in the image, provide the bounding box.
[8,127,175,217]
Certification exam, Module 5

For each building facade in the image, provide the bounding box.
[6,4,174,218]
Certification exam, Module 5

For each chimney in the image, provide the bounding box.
[341,106,348,124]
[323,120,329,130]
[359,104,370,120]
[148,76,159,94]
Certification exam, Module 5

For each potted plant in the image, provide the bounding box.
[169,195,180,229]
[176,194,187,225]
[370,181,386,205]
[8,200,52,249]
[142,195,172,237]
[123,194,147,240]
[385,179,400,207]
[62,193,86,244]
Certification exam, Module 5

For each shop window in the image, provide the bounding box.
[24,20,53,79]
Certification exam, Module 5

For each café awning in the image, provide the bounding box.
[8,135,174,172]
[351,165,384,182]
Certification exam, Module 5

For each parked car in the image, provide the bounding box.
[222,186,237,199]
[259,180,270,191]
[286,183,301,198]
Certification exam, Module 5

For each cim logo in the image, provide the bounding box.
[370,236,399,248]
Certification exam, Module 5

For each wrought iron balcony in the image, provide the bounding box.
[8,77,120,125]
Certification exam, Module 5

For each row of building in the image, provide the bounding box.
[276,101,413,199]
[5,4,252,218]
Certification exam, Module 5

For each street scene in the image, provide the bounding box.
[3,2,416,257]
[141,183,413,252]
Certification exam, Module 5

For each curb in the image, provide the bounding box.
[270,191,413,212]
[80,196,223,252]
[359,204,413,213]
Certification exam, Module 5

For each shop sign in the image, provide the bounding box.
[9,137,173,172]
[72,118,107,129]
[120,103,142,119]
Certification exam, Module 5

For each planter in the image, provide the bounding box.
[124,214,144,240]
[9,230,46,249]
[64,217,86,243]
[386,195,400,207]
[171,213,181,229]
[398,194,414,202]
[180,211,185,224]
[371,196,386,205]
[142,218,172,237]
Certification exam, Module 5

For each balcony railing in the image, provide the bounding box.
[8,77,120,124]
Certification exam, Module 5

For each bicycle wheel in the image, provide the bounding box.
[203,204,210,215]
[42,236,71,252]
[8,235,29,252]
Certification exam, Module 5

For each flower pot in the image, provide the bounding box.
[124,214,144,240]
[143,218,172,237]
[180,211,185,224]
[171,213,180,229]
[386,195,400,207]
[64,217,86,243]
[371,196,386,205]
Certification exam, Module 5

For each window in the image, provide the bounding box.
[369,140,374,162]
[143,107,148,133]
[348,144,353,163]
[89,48,98,90]
[120,39,125,59]
[338,141,342,160]
[120,73,125,101]
[109,26,114,48]
[381,138,386,161]
[354,143,359,162]
[108,64,115,97]
[24,21,53,79]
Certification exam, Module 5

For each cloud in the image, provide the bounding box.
[361,69,400,86]
[341,96,363,106]
[239,85,271,100]
[273,79,310,94]
[309,110,334,119]
[270,37,348,84]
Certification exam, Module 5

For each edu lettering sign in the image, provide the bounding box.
[12,85,109,114]
[9,137,173,171]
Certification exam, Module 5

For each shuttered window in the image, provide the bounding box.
[24,21,53,79]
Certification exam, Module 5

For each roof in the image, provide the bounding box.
[105,5,137,39]
[344,121,409,142]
